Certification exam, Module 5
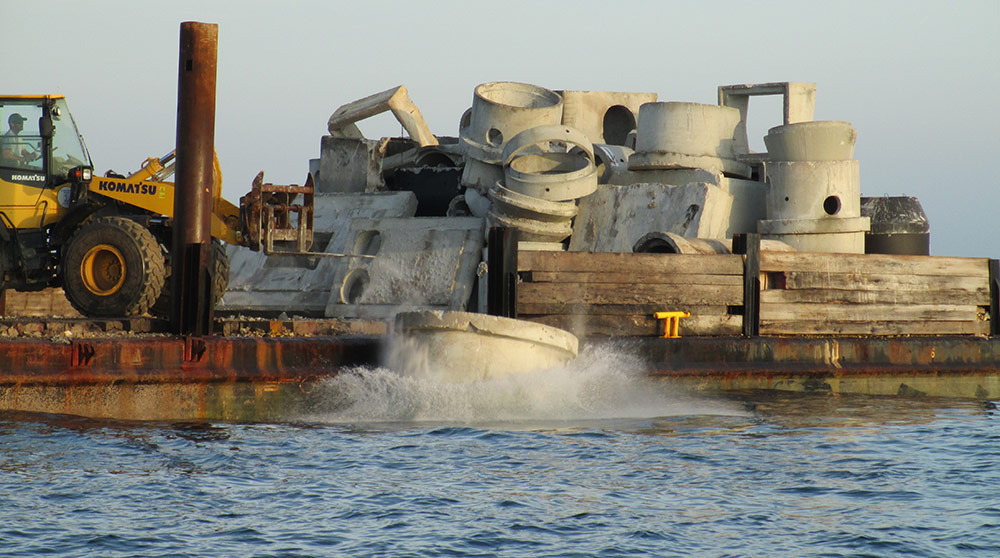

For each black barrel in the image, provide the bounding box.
[861,196,930,255]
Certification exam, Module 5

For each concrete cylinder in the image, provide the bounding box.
[502,125,597,201]
[764,160,861,221]
[764,121,856,161]
[459,82,563,165]
[628,102,749,177]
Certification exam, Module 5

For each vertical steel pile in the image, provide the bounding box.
[172,22,218,335]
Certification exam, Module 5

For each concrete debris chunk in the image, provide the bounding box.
[327,85,438,147]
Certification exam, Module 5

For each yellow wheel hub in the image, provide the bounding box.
[80,244,126,296]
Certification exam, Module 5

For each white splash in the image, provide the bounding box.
[306,341,746,425]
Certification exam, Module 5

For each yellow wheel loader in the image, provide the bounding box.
[0,95,313,318]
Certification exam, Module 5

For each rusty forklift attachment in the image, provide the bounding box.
[240,171,315,254]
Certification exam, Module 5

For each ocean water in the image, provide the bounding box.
[2,345,1000,557]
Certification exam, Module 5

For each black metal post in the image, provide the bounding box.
[734,233,760,337]
[990,259,999,337]
[171,21,218,336]
[487,227,518,318]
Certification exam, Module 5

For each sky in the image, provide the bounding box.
[4,0,998,257]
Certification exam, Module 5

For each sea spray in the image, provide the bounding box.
[306,341,745,424]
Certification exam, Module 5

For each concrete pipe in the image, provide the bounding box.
[593,144,634,184]
[459,82,563,165]
[488,181,578,223]
[391,310,579,382]
[628,102,750,178]
[764,160,861,221]
[757,216,870,254]
[764,121,857,161]
[632,232,730,254]
[502,125,598,201]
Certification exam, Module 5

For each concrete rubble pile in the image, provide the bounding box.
[220,81,919,319]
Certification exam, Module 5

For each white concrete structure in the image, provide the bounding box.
[390,310,579,382]
[325,217,484,319]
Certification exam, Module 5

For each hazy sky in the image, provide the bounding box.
[5,0,998,257]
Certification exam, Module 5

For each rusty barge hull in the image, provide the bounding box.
[2,334,1000,421]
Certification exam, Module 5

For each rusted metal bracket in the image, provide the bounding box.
[240,172,315,254]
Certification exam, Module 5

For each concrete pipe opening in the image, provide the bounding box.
[340,268,370,304]
[353,230,383,257]
[476,81,562,110]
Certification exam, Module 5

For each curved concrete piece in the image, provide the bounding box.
[764,121,857,161]
[632,232,731,254]
[460,156,504,195]
[764,160,861,221]
[593,144,633,184]
[487,208,574,242]
[630,102,749,177]
[392,310,579,381]
[488,181,578,222]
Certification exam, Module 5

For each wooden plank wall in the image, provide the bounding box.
[759,252,991,336]
[517,251,743,337]
[1,288,82,318]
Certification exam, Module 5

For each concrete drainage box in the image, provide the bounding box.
[220,191,418,315]
[325,217,485,319]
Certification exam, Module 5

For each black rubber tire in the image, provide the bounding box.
[62,217,166,317]
[150,239,230,319]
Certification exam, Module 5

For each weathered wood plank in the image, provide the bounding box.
[777,271,989,292]
[524,271,743,286]
[760,319,990,336]
[761,288,989,306]
[760,252,989,277]
[760,303,985,322]
[523,313,741,337]
[516,302,734,316]
[518,251,743,275]
[517,282,743,306]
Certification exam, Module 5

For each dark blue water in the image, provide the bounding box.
[2,348,999,557]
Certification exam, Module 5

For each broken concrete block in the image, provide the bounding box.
[569,182,733,253]
[317,136,386,193]
[718,176,767,237]
[325,217,485,319]
[559,90,657,145]
[220,191,418,316]
[327,85,438,147]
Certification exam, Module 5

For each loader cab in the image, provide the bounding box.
[0,96,91,229]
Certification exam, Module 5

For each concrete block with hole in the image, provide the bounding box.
[324,217,485,319]
[569,182,733,253]
[558,91,657,146]
[219,191,418,316]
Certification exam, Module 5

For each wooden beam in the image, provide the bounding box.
[523,271,742,286]
[777,271,989,292]
[516,302,734,316]
[518,282,743,306]
[760,319,990,336]
[518,251,743,275]
[761,288,989,306]
[760,252,989,277]
[760,303,984,322]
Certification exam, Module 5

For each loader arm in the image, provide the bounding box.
[88,150,243,245]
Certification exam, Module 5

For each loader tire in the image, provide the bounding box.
[150,239,230,319]
[63,217,165,318]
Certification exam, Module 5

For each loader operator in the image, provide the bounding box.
[1,113,40,168]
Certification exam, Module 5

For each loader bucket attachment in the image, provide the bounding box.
[239,172,314,254]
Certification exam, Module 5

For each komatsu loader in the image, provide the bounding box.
[0,95,313,318]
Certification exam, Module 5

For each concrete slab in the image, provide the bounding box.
[325,217,485,319]
[220,192,418,316]
[569,182,733,253]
